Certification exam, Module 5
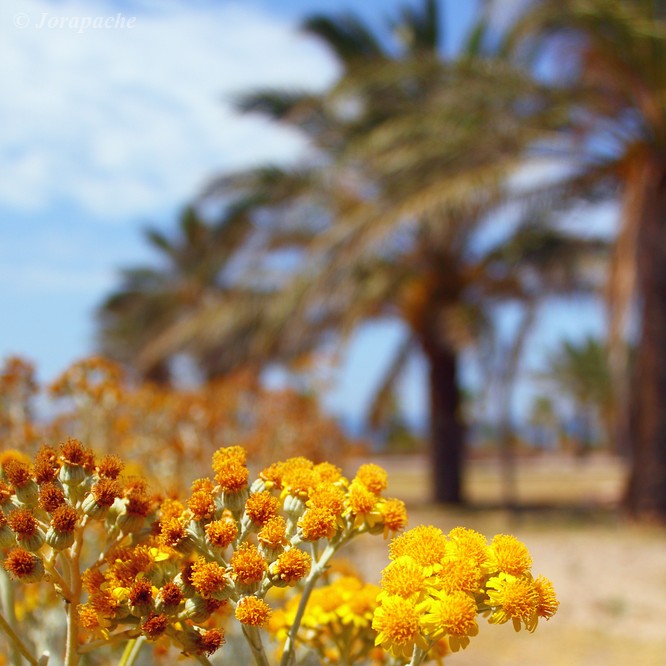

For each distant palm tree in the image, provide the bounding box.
[510,0,666,516]
[98,204,255,382]
[538,336,614,454]
[135,1,605,504]
[527,395,561,450]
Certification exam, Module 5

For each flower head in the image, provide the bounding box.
[206,519,238,549]
[488,534,532,576]
[372,595,428,659]
[307,483,346,516]
[244,491,279,526]
[141,612,168,640]
[39,481,66,513]
[190,559,231,600]
[3,548,44,583]
[298,507,337,542]
[380,556,427,600]
[235,595,272,627]
[354,463,388,494]
[389,525,448,575]
[486,572,539,632]
[270,548,311,586]
[258,515,288,551]
[420,590,479,651]
[97,455,124,479]
[231,544,266,587]
[195,628,225,656]
[534,575,559,621]
[379,498,408,537]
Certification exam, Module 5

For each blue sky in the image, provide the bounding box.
[1,0,609,426]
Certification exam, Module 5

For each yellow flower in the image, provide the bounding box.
[298,507,337,541]
[436,556,483,595]
[354,463,388,495]
[258,515,288,549]
[3,548,44,583]
[307,483,346,516]
[245,491,280,526]
[420,590,479,651]
[447,527,489,567]
[389,525,448,576]
[141,611,168,640]
[269,548,311,586]
[372,594,429,659]
[534,575,559,621]
[487,534,532,576]
[214,460,249,494]
[379,555,427,601]
[336,580,380,629]
[188,490,216,522]
[345,480,381,530]
[485,572,539,632]
[378,498,408,538]
[280,457,317,499]
[190,559,231,600]
[235,595,272,627]
[211,446,247,474]
[231,544,267,587]
[206,519,238,549]
[313,461,344,485]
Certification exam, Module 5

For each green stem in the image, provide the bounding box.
[279,542,337,666]
[241,624,270,666]
[79,630,140,655]
[118,636,145,666]
[407,644,424,666]
[64,517,88,666]
[118,639,135,666]
[43,556,72,601]
[0,610,39,666]
[0,567,31,666]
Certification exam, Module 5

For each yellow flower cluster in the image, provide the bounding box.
[373,526,559,659]
[0,439,557,666]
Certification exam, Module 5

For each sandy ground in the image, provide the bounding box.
[343,453,666,666]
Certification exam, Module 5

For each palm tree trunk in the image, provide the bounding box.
[625,159,666,519]
[421,334,465,504]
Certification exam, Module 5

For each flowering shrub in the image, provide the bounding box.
[0,440,557,666]
[0,355,360,489]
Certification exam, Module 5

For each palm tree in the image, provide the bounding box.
[98,204,256,382]
[135,1,603,503]
[509,0,666,517]
[538,336,615,455]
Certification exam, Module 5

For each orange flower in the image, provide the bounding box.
[488,534,532,576]
[3,548,44,582]
[235,596,272,627]
[141,612,168,640]
[190,559,231,600]
[270,548,311,586]
[195,628,225,656]
[215,461,249,494]
[231,544,266,587]
[206,519,238,549]
[244,491,279,526]
[354,463,388,494]
[258,515,288,550]
[298,507,337,542]
[379,498,408,536]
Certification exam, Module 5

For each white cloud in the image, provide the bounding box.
[0,0,339,221]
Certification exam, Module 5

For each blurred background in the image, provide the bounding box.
[2,1,666,664]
